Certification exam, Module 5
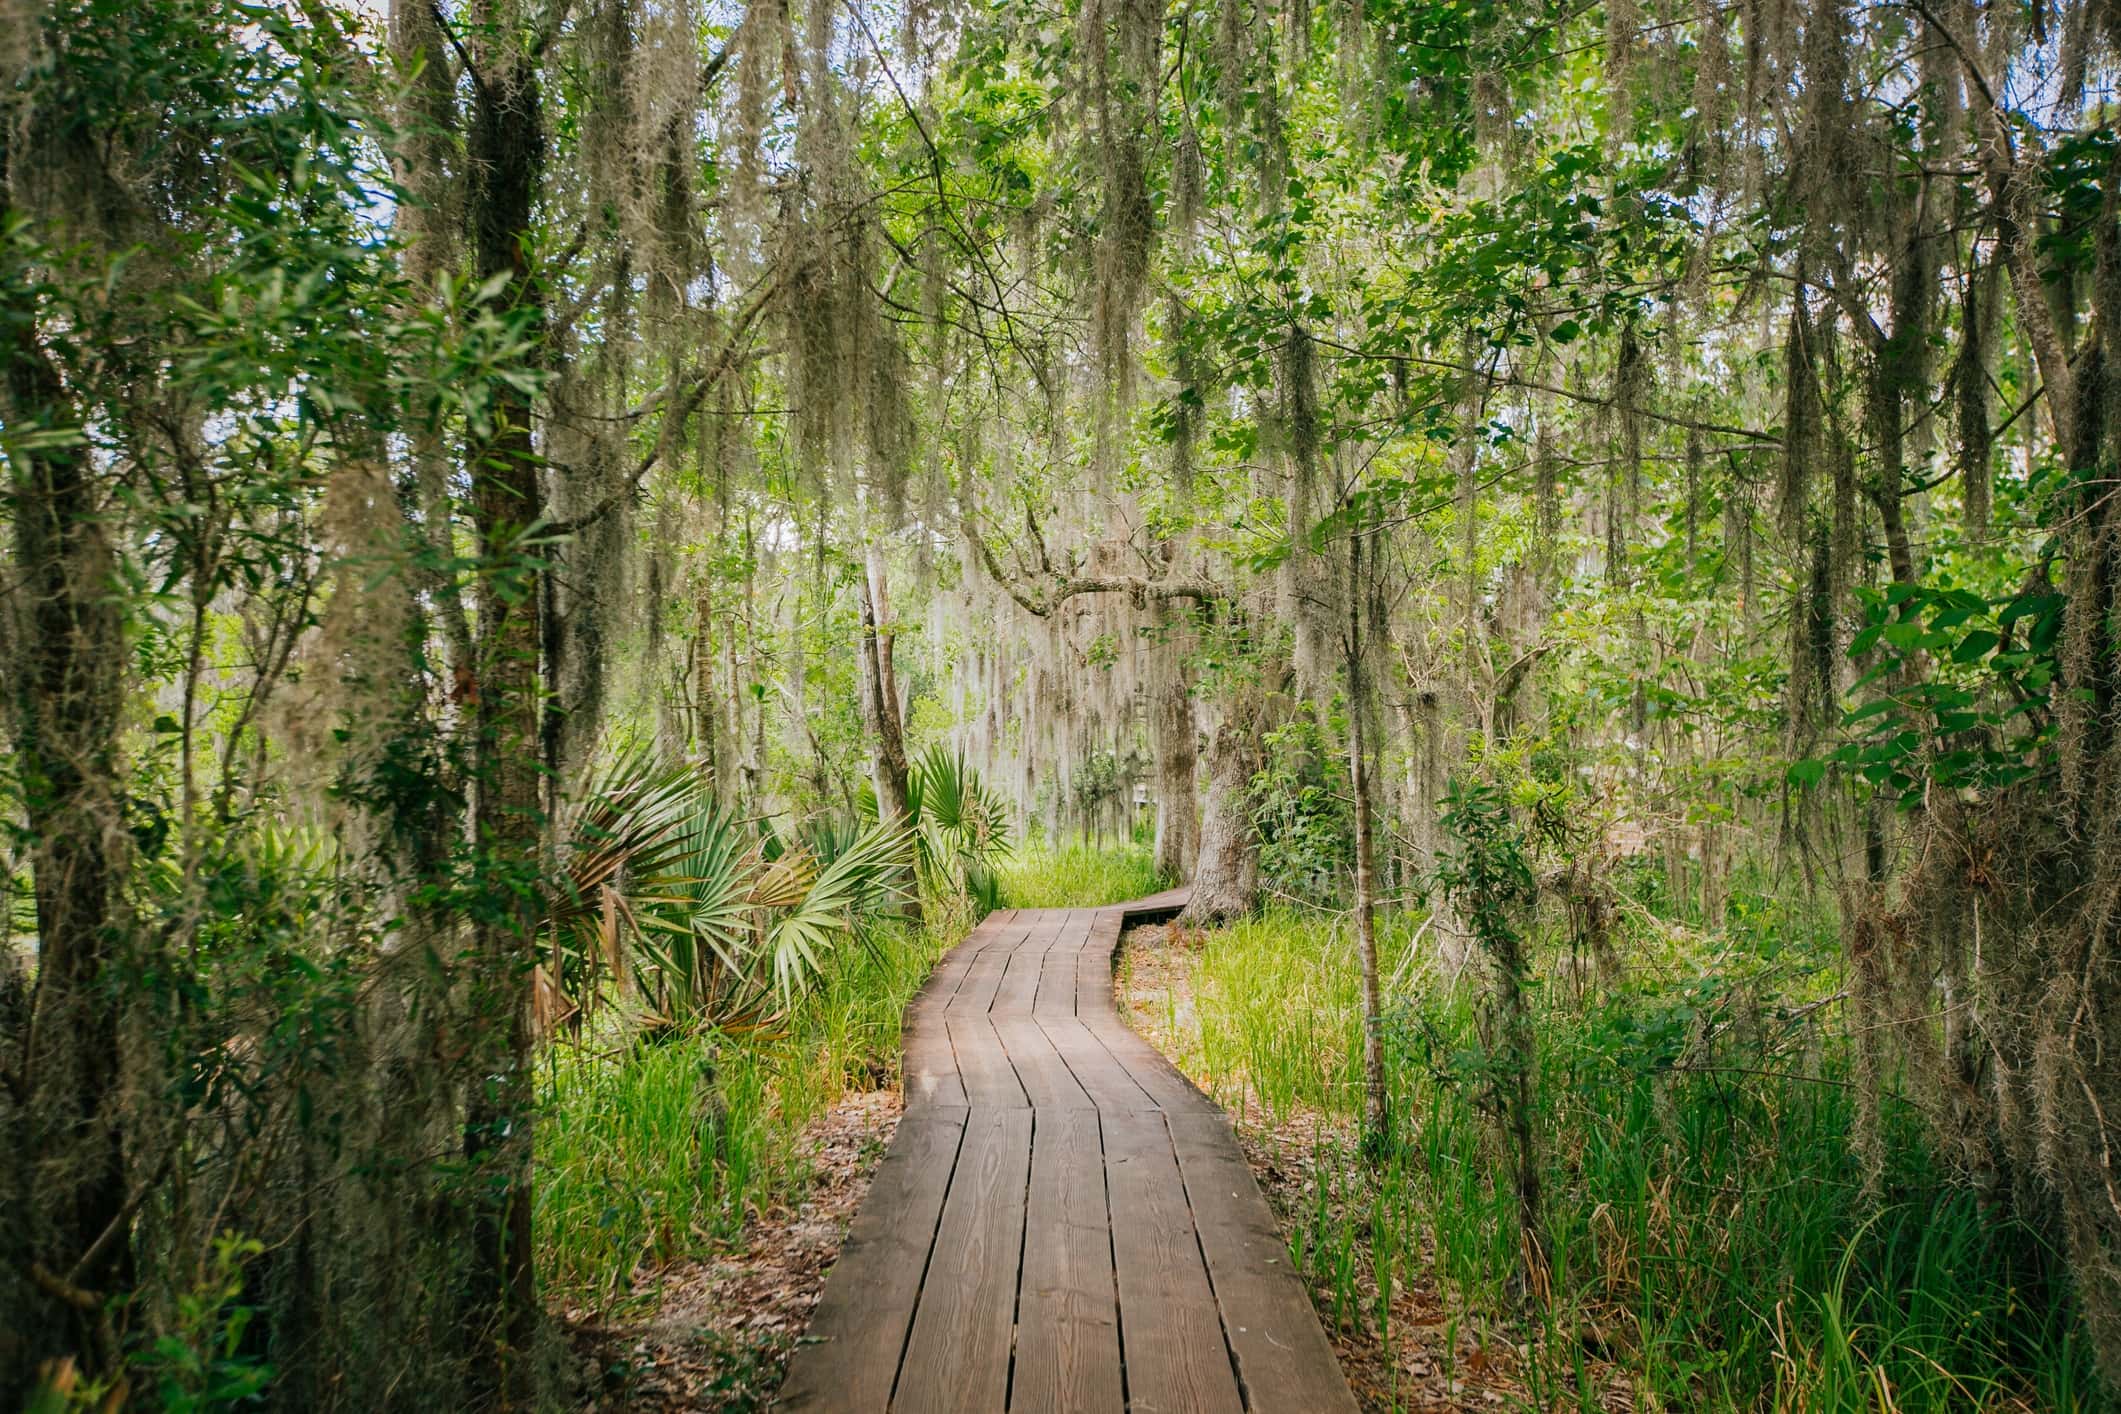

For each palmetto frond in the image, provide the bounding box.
[765,819,912,1005]
[543,753,919,1036]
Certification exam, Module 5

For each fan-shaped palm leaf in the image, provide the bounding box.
[764,819,913,1004]
[631,801,757,1024]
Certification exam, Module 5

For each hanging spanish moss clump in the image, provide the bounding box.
[1795,1,1858,239]
[638,0,705,311]
[1253,15,1290,213]
[570,0,707,319]
[777,17,917,517]
[1281,326,1336,698]
[1470,68,1512,200]
[1690,0,1732,163]
[728,0,797,243]
[1780,294,1820,539]
[1615,321,1648,533]
[1331,0,1372,134]
[1785,521,1836,749]
[1167,295,1200,494]
[1724,468,1756,620]
[1081,0,1160,419]
[1604,0,1639,150]
[271,456,422,831]
[1533,414,1560,567]
[1212,0,1251,164]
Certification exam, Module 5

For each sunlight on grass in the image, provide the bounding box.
[998,842,1166,909]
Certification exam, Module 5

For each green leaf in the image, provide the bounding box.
[1786,759,1827,788]
[1952,630,2000,664]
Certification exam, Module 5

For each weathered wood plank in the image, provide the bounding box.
[1087,1018,1222,1118]
[1168,1112,1357,1413]
[891,1108,1034,1412]
[901,1018,966,1109]
[990,919,1051,1014]
[1102,1109,1245,1414]
[1034,910,1092,1018]
[1011,1107,1124,1413]
[944,1014,1029,1108]
[992,1015,1095,1111]
[1074,914,1118,1017]
[945,928,1019,1014]
[1038,1015,1156,1114]
[777,1106,969,1412]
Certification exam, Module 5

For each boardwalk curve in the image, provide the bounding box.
[778,891,1358,1413]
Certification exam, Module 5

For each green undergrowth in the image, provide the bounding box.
[535,907,961,1314]
[535,844,1167,1318]
[1147,898,2093,1411]
[998,842,1166,908]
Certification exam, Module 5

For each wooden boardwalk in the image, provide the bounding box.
[778,891,1357,1413]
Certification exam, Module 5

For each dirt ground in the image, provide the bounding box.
[570,1090,901,1412]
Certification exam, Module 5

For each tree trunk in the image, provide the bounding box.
[1152,610,1199,882]
[858,553,920,919]
[462,24,545,1399]
[1180,704,1261,925]
[3,298,130,1381]
[1347,532,1389,1148]
[694,589,718,786]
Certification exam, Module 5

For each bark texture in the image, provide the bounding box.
[1180,706,1262,924]
[1152,633,1199,881]
[462,18,547,1395]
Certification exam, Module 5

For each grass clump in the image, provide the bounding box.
[1143,894,2093,1411]
[999,842,1165,908]
[535,917,949,1313]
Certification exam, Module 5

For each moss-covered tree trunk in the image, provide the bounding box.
[462,14,546,1397]
[1346,530,1389,1148]
[1152,608,1199,882]
[2,248,130,1381]
[1181,695,1262,925]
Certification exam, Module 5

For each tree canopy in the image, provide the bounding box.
[4,0,2121,1404]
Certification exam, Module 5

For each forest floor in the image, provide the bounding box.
[1119,921,1555,1414]
[568,1090,901,1411]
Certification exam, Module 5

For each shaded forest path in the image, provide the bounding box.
[776,892,1358,1413]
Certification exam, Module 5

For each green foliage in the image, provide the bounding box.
[904,744,1013,909]
[998,844,1165,909]
[536,915,946,1311]
[1434,779,1537,957]
[1144,908,2093,1410]
[132,1236,273,1413]
[1790,579,2066,805]
[1250,715,1353,907]
[554,759,915,1031]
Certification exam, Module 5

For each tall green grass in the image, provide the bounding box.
[535,916,948,1312]
[998,842,1165,909]
[537,845,1165,1316]
[1147,903,2092,1411]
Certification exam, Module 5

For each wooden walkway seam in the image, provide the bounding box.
[777,889,1357,1413]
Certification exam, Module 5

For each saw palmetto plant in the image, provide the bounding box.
[862,745,1013,911]
[543,754,913,1037]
